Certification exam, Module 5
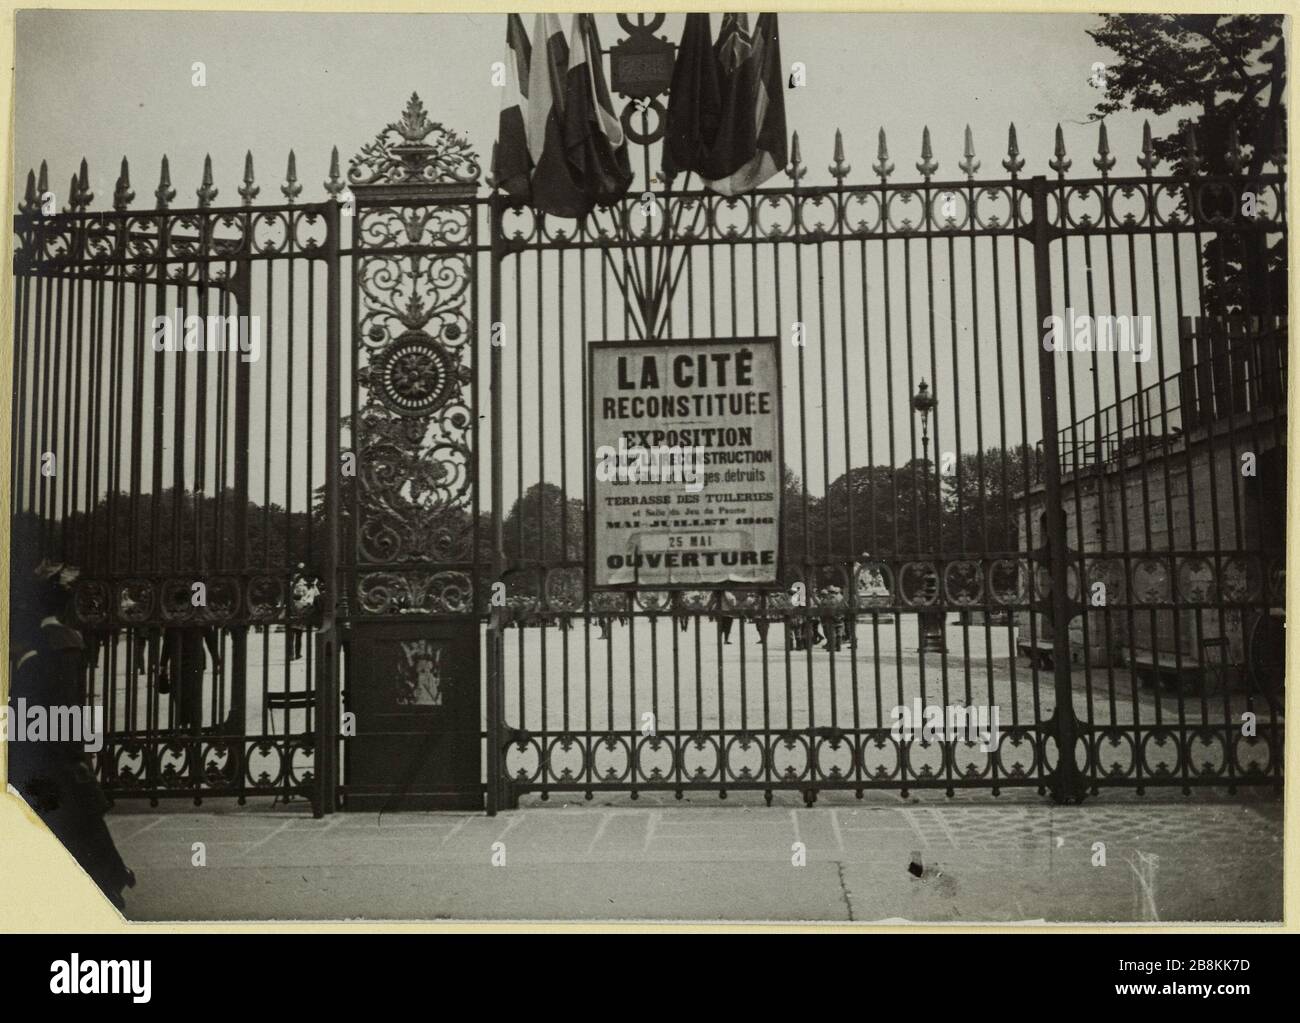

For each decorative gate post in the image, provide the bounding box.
[1028,174,1087,804]
[315,197,342,816]
[341,95,486,810]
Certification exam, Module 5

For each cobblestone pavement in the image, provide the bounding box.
[87,792,1282,923]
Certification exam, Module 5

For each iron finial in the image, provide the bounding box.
[397,92,436,144]
[1183,124,1201,175]
[349,92,480,188]
[63,173,78,213]
[1225,120,1244,174]
[37,160,49,198]
[282,150,303,203]
[21,169,38,215]
[916,126,938,179]
[238,151,260,206]
[1002,123,1025,175]
[786,131,806,183]
[829,128,851,181]
[196,153,219,208]
[1093,122,1116,174]
[873,127,894,180]
[324,145,346,199]
[75,158,94,208]
[958,125,980,179]
[155,155,176,209]
[1049,124,1071,174]
[1137,120,1160,173]
[113,157,134,211]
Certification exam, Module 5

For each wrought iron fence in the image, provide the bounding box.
[10,88,1287,811]
[486,116,1286,805]
[11,155,340,809]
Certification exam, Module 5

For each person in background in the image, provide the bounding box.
[822,584,845,651]
[8,561,135,911]
[158,626,221,733]
[288,564,322,660]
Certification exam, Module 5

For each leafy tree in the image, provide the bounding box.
[1089,14,1287,315]
[822,459,930,561]
[942,444,1041,556]
[503,482,584,564]
[29,488,314,579]
[779,463,820,570]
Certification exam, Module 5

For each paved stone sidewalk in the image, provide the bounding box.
[97,793,1282,923]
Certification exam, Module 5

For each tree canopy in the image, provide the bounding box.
[1090,14,1286,315]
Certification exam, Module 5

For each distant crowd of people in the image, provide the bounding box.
[587,560,890,650]
[595,606,855,651]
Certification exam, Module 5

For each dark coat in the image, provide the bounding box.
[8,623,131,909]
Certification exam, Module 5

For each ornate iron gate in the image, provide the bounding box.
[338,96,486,810]
[10,33,1286,815]
[483,115,1286,808]
[11,158,340,811]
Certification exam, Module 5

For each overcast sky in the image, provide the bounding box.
[15,10,1188,202]
[12,11,1231,511]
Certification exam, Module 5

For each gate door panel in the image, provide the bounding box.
[344,622,481,810]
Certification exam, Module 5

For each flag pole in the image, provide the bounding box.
[651,171,710,338]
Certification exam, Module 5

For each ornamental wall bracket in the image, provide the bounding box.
[348,92,481,201]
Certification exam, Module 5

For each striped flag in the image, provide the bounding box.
[716,13,753,70]
[706,13,788,196]
[703,13,758,181]
[525,13,564,163]
[662,13,723,181]
[527,13,590,217]
[562,14,633,208]
[492,13,533,201]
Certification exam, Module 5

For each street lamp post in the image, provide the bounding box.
[911,379,946,654]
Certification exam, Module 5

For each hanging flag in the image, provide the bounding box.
[563,14,634,208]
[528,13,590,218]
[492,13,533,201]
[661,12,723,181]
[700,13,757,180]
[706,13,788,196]
[525,14,564,162]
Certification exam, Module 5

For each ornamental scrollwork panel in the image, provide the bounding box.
[353,399,474,565]
[357,251,474,352]
[345,96,481,615]
[358,204,474,250]
[353,251,475,576]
